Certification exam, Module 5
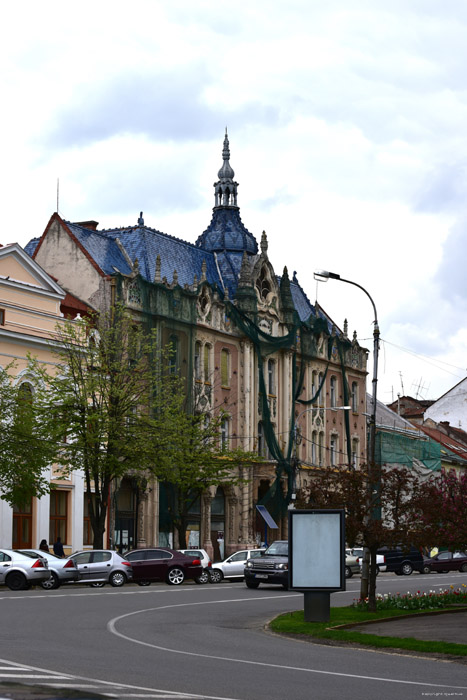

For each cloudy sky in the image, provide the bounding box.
[2,0,467,405]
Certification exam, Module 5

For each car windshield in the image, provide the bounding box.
[265,542,288,556]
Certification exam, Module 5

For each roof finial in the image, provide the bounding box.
[260,231,268,255]
[214,129,238,208]
[138,211,144,226]
[154,254,161,283]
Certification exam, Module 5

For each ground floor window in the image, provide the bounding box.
[49,490,68,545]
[13,500,32,549]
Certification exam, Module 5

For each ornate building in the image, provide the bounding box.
[26,132,368,558]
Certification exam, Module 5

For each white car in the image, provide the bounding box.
[210,548,266,583]
[18,549,80,590]
[0,549,49,590]
[178,548,212,584]
[357,552,387,574]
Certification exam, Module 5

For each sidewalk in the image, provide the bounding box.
[355,609,467,644]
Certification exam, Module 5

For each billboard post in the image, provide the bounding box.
[288,509,345,622]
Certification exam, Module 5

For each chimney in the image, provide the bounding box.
[76,221,99,231]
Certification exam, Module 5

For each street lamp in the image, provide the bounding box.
[314,269,380,600]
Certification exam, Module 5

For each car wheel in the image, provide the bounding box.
[401,562,413,576]
[460,563,467,573]
[109,571,126,587]
[137,581,151,586]
[89,582,106,587]
[245,579,259,589]
[40,572,61,590]
[166,567,185,585]
[6,572,28,591]
[345,566,353,579]
[422,565,431,574]
[194,570,209,584]
[209,569,223,584]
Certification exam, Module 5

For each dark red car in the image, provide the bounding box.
[424,551,467,574]
[125,548,203,586]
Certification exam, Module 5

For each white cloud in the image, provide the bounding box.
[1,0,467,402]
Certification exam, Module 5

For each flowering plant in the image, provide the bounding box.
[353,584,467,611]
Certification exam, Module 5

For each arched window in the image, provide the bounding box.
[352,438,359,468]
[330,434,338,466]
[267,359,275,395]
[220,416,230,451]
[203,344,211,383]
[318,372,324,407]
[220,349,230,387]
[351,382,358,413]
[318,431,324,465]
[311,430,318,465]
[168,334,179,374]
[194,341,202,381]
[256,266,271,301]
[311,370,318,400]
[330,376,337,408]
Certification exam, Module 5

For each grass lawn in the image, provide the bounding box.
[270,606,467,657]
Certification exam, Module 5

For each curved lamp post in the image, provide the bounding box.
[314,270,380,599]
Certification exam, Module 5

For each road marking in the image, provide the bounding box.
[0,657,241,700]
[108,597,467,692]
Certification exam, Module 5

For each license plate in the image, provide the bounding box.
[255,574,268,579]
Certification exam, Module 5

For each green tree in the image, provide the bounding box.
[0,364,55,507]
[36,305,178,549]
[150,392,257,549]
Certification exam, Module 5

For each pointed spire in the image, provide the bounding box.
[154,254,161,283]
[173,269,178,287]
[201,260,207,282]
[238,251,252,286]
[214,129,238,208]
[260,230,268,255]
[280,266,296,325]
[343,318,348,338]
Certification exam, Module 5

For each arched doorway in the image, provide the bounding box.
[210,487,225,562]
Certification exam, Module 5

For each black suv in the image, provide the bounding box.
[244,540,289,589]
[377,546,424,576]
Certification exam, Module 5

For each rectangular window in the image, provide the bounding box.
[0,309,4,325]
[330,435,337,466]
[221,417,229,451]
[49,491,68,545]
[221,349,230,387]
[204,345,211,383]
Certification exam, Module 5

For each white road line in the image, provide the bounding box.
[108,597,467,692]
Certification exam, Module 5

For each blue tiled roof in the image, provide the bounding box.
[24,238,40,257]
[196,208,258,255]
[66,222,221,289]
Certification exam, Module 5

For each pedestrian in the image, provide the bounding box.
[53,537,65,558]
[39,539,49,553]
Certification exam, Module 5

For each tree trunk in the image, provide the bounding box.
[368,547,378,612]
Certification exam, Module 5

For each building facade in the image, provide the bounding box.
[0,243,91,554]
[26,133,369,558]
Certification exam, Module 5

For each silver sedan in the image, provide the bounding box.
[18,549,80,590]
[0,549,49,590]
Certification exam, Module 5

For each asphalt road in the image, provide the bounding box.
[1,571,466,700]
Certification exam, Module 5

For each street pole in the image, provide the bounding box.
[314,270,380,601]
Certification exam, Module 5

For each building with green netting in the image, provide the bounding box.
[26,132,369,559]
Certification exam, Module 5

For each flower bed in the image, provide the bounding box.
[353,584,467,611]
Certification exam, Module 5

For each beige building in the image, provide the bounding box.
[0,243,89,554]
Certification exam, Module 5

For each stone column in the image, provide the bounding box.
[202,492,213,560]
[137,492,148,548]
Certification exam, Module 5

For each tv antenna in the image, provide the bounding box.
[411,377,430,400]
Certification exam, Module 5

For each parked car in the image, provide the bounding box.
[125,548,203,586]
[0,549,49,590]
[376,545,424,576]
[244,540,289,589]
[178,548,212,584]
[345,548,362,578]
[356,551,387,575]
[18,549,79,590]
[423,551,467,574]
[210,548,266,583]
[68,550,132,587]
